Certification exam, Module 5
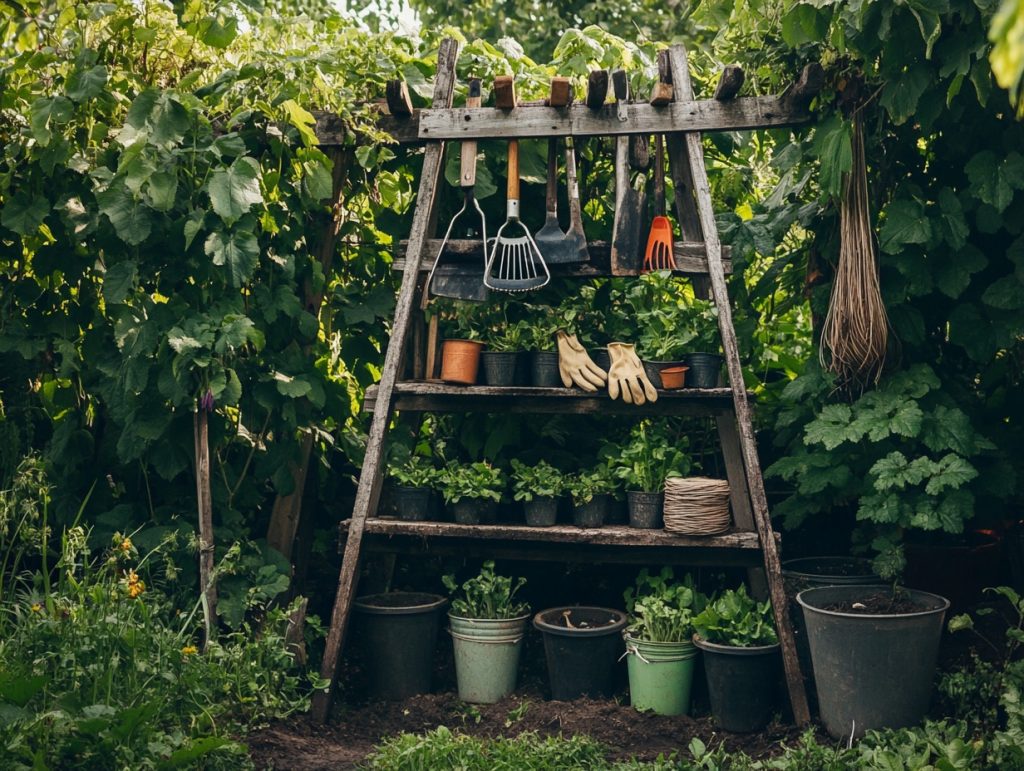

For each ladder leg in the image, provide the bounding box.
[717,413,768,599]
[311,38,460,723]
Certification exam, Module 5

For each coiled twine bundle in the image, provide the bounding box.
[663,477,731,536]
[819,115,890,391]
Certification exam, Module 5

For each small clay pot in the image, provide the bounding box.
[659,366,689,390]
[441,340,485,385]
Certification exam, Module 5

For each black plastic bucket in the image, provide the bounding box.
[685,353,723,388]
[481,351,518,386]
[627,491,663,529]
[531,351,561,387]
[797,585,949,739]
[392,485,432,521]
[353,592,448,700]
[524,497,559,527]
[572,494,609,528]
[452,499,498,525]
[533,606,628,700]
[693,636,780,732]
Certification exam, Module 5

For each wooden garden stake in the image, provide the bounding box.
[194,403,217,650]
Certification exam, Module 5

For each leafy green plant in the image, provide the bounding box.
[488,319,529,353]
[612,421,692,493]
[442,561,529,619]
[438,461,505,504]
[566,466,617,506]
[692,584,777,647]
[521,305,561,352]
[388,455,439,489]
[510,459,565,502]
[623,568,708,643]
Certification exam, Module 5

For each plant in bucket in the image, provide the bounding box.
[622,568,707,715]
[443,561,530,704]
[567,466,616,528]
[438,461,504,525]
[692,584,780,732]
[612,421,692,529]
[510,459,565,527]
[386,455,439,521]
[523,304,562,387]
[681,299,722,388]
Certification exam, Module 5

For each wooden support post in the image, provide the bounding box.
[312,37,460,723]
[586,70,609,108]
[493,75,517,109]
[194,410,217,649]
[783,63,825,111]
[714,65,745,101]
[629,135,649,169]
[548,76,572,107]
[667,42,810,726]
[717,415,768,599]
[650,49,674,106]
[386,79,414,117]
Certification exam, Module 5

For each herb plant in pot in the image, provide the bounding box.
[510,459,565,527]
[622,568,706,715]
[523,306,561,388]
[567,467,616,528]
[443,561,530,704]
[440,303,486,385]
[482,319,527,387]
[692,585,780,732]
[439,461,504,525]
[386,455,438,521]
[533,605,628,700]
[682,299,722,389]
[613,422,692,529]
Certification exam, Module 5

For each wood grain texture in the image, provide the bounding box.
[668,42,809,726]
[586,70,609,108]
[548,76,572,107]
[714,66,745,101]
[194,411,217,650]
[312,37,460,724]
[493,75,517,109]
[386,80,413,116]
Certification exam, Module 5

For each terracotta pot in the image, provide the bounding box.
[658,366,689,390]
[440,340,484,385]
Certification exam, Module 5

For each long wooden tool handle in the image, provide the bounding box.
[460,79,481,188]
[545,138,558,213]
[654,134,666,216]
[507,139,520,202]
[565,137,583,224]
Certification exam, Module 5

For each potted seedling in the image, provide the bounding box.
[510,459,565,527]
[567,466,616,528]
[613,422,692,529]
[523,305,562,387]
[692,584,780,732]
[438,460,504,525]
[443,561,530,704]
[682,299,722,388]
[637,312,695,389]
[623,568,707,715]
[482,319,528,387]
[440,302,487,385]
[532,605,627,700]
[386,455,439,521]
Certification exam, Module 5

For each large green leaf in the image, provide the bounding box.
[204,228,260,286]
[97,182,152,245]
[103,260,138,304]
[809,115,851,199]
[207,157,263,226]
[66,64,108,102]
[879,65,930,125]
[29,96,73,146]
[879,198,931,253]
[1,193,50,236]
[965,150,1021,213]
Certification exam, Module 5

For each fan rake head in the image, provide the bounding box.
[484,216,551,293]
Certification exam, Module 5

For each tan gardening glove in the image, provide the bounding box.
[556,331,607,392]
[607,342,658,405]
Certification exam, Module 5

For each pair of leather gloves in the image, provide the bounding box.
[556,331,658,405]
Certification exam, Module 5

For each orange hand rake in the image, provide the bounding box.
[643,135,674,271]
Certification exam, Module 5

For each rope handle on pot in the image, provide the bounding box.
[619,643,695,664]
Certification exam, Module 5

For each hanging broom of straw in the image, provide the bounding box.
[819,114,889,391]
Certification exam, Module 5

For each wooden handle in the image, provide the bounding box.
[565,138,583,223]
[654,134,665,216]
[460,79,481,188]
[507,139,519,202]
[545,139,558,212]
[586,70,609,109]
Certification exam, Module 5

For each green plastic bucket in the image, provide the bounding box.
[449,613,529,704]
[623,633,698,716]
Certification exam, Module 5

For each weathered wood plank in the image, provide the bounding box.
[416,95,813,141]
[586,70,609,109]
[714,65,745,101]
[386,80,414,117]
[393,239,732,275]
[312,37,460,725]
[362,382,742,417]
[669,43,809,726]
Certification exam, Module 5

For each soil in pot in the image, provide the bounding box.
[440,340,484,385]
[449,613,530,704]
[627,491,664,529]
[533,607,627,700]
[685,353,722,388]
[392,485,431,521]
[624,634,697,716]
[353,592,448,700]
[481,351,519,387]
[573,494,610,528]
[693,636,780,732]
[797,585,949,739]
[451,499,498,525]
[523,497,559,527]
[531,351,561,388]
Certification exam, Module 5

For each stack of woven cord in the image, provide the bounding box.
[663,477,731,535]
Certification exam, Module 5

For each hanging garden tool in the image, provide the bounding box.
[534,139,578,263]
[643,135,674,271]
[422,79,489,306]
[564,138,590,263]
[484,137,551,292]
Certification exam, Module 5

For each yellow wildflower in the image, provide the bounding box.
[181,645,198,656]
[119,537,133,552]
[30,603,42,613]
[126,569,145,598]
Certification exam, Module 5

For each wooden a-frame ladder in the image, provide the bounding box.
[312,38,811,726]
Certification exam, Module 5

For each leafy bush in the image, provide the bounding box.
[442,561,529,620]
[510,459,566,502]
[612,421,692,493]
[692,585,777,647]
[388,455,439,489]
[566,466,617,506]
[438,461,505,504]
[623,568,707,643]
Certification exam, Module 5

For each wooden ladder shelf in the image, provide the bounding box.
[312,39,821,725]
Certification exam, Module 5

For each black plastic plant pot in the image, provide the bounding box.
[685,353,723,388]
[606,496,629,526]
[693,635,780,732]
[481,351,519,387]
[797,585,949,739]
[627,491,664,529]
[572,494,610,528]
[523,497,559,527]
[451,498,498,525]
[531,351,561,387]
[392,485,432,521]
[533,606,628,700]
[353,592,448,700]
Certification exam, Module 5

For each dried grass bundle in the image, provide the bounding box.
[819,115,890,391]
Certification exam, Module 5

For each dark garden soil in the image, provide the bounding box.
[820,590,937,615]
[247,690,818,770]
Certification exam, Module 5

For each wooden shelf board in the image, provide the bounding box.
[363,382,744,416]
